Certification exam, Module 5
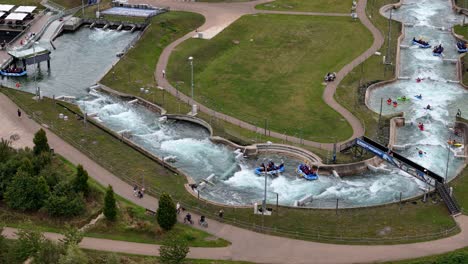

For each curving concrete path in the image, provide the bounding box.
[1,91,468,263]
[130,0,385,150]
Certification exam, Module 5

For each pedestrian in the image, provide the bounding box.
[17,109,21,118]
[218,209,224,219]
[176,202,181,214]
[456,109,462,117]
[162,69,166,78]
[133,185,138,196]
[138,190,142,199]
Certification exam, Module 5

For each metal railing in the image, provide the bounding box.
[3,90,461,244]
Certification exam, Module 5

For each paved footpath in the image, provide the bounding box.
[2,92,468,263]
[139,0,384,150]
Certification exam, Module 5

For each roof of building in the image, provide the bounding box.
[15,6,36,13]
[5,12,28,21]
[0,4,14,12]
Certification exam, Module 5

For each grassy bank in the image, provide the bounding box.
[1,87,458,244]
[256,0,353,13]
[85,250,253,264]
[167,14,373,142]
[386,245,468,263]
[335,0,401,143]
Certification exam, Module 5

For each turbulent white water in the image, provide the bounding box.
[368,0,467,179]
[17,0,466,208]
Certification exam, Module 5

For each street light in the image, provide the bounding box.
[188,56,194,99]
[262,141,273,215]
[32,41,40,98]
[445,141,451,182]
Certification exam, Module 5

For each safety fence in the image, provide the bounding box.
[2,89,462,245]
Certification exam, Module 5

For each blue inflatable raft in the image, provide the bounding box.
[0,70,27,77]
[457,42,467,53]
[254,163,285,175]
[412,40,431,49]
[296,164,318,181]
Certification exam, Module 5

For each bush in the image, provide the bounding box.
[103,185,117,221]
[156,193,177,231]
[32,152,52,174]
[33,239,65,264]
[72,165,89,196]
[33,129,50,156]
[58,244,88,264]
[45,192,85,217]
[159,236,189,264]
[4,171,49,211]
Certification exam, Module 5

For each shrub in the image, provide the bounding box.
[156,193,177,231]
[33,129,50,156]
[72,165,89,196]
[159,236,189,264]
[103,185,117,221]
[4,172,49,211]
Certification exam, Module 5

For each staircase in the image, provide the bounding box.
[436,182,461,216]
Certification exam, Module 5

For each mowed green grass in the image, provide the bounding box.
[167,14,372,142]
[256,0,353,13]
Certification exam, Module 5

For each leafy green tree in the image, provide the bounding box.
[156,193,177,231]
[159,236,189,264]
[10,229,45,263]
[72,165,89,196]
[45,192,85,217]
[33,129,50,156]
[17,157,34,176]
[103,185,117,221]
[0,157,22,199]
[60,227,83,247]
[0,139,13,163]
[58,244,88,264]
[4,172,49,211]
[32,152,51,174]
[33,239,65,264]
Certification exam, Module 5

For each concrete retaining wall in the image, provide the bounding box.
[165,114,213,136]
[97,83,166,114]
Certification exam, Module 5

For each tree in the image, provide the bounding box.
[33,239,65,264]
[159,236,189,264]
[72,165,89,196]
[58,244,88,264]
[45,192,85,217]
[10,229,45,263]
[33,129,50,156]
[0,139,13,163]
[60,227,83,247]
[103,185,117,221]
[156,193,177,231]
[32,152,51,174]
[4,172,49,211]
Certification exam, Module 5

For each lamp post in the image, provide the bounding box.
[445,142,451,182]
[262,141,273,215]
[188,56,194,99]
[32,41,39,99]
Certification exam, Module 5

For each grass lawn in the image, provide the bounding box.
[386,246,468,263]
[256,0,353,13]
[84,197,229,247]
[451,167,468,214]
[1,87,459,244]
[85,250,253,264]
[335,0,401,143]
[167,14,372,142]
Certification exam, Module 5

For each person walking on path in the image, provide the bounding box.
[162,69,166,78]
[176,202,181,214]
[17,109,21,118]
[218,209,224,219]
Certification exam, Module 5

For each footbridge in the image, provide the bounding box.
[351,136,461,215]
